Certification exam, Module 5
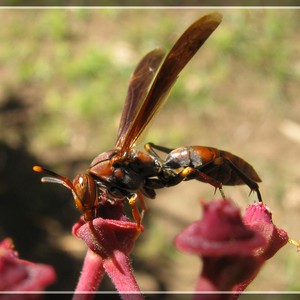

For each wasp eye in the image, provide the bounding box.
[79,176,85,187]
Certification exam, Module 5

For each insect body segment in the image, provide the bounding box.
[145,143,262,202]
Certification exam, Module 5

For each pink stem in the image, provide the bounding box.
[103,249,144,300]
[73,248,105,300]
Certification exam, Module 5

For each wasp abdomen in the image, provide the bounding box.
[164,146,217,169]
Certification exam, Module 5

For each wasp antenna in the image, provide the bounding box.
[33,165,75,191]
[33,165,62,177]
[42,176,75,193]
[33,165,44,173]
[41,176,65,185]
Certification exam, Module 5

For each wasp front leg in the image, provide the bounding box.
[127,192,147,239]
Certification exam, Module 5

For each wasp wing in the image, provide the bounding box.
[115,48,165,148]
[117,12,222,155]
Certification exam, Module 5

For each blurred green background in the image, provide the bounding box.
[0,8,300,293]
[1,1,300,6]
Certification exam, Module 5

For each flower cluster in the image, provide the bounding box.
[175,199,289,299]
[1,197,295,299]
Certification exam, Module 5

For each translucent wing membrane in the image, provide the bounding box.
[115,48,165,148]
[117,13,222,155]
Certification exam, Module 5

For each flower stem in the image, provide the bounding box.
[73,248,105,300]
[104,249,144,300]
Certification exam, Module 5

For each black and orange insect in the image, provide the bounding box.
[34,13,262,227]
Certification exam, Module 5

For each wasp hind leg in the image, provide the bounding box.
[225,159,263,203]
[164,166,226,200]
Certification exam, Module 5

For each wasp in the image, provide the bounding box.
[34,13,262,228]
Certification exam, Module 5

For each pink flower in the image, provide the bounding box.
[175,199,289,299]
[0,238,56,295]
[234,202,289,294]
[72,201,144,300]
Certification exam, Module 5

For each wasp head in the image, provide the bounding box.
[33,166,97,222]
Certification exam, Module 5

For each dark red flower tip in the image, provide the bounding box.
[229,202,290,295]
[175,199,266,256]
[243,202,289,260]
[73,217,143,258]
[73,219,144,295]
[0,238,56,292]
